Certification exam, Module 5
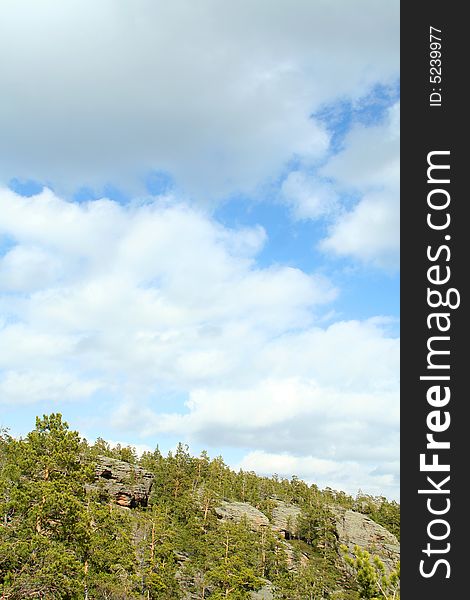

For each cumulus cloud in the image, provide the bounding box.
[0,370,102,405]
[110,320,399,497]
[0,187,335,400]
[0,0,398,197]
[276,100,399,269]
[0,187,398,495]
[320,189,399,268]
[0,1,400,495]
[320,102,399,268]
[238,451,399,499]
[281,171,338,220]
[113,366,398,464]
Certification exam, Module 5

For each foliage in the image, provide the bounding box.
[1,415,400,599]
[0,415,139,599]
[341,545,400,600]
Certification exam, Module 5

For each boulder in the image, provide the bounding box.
[215,501,269,530]
[332,507,400,570]
[87,455,154,508]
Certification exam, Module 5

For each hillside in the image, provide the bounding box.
[0,414,400,599]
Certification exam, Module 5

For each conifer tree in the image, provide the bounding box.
[341,545,400,600]
[1,415,400,599]
[0,414,91,598]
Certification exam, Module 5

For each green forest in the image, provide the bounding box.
[0,414,400,599]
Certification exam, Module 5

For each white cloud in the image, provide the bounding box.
[0,370,101,405]
[104,439,154,458]
[109,322,399,498]
[322,102,399,190]
[275,101,399,269]
[281,171,338,220]
[108,314,399,497]
[320,102,399,268]
[238,451,399,499]
[256,319,399,393]
[0,0,400,493]
[0,0,398,197]
[0,187,398,495]
[0,246,62,292]
[0,187,335,401]
[320,189,399,268]
[122,375,399,463]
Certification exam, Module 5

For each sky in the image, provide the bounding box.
[0,0,400,499]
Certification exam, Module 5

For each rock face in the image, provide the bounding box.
[271,501,301,538]
[202,501,399,597]
[215,501,270,530]
[249,582,275,599]
[282,539,310,571]
[215,500,307,573]
[87,455,154,508]
[332,507,400,570]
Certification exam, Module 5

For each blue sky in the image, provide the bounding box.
[0,0,399,498]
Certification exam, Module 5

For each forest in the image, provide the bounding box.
[0,414,400,599]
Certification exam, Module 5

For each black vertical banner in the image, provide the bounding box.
[401,3,466,598]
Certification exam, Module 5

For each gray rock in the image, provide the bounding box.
[332,507,400,570]
[86,455,154,508]
[250,582,275,599]
[271,501,301,538]
[215,501,270,530]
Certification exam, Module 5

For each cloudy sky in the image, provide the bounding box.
[0,0,399,499]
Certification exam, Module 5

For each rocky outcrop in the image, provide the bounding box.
[205,500,399,597]
[271,500,301,538]
[332,507,400,570]
[215,501,270,530]
[87,455,154,508]
[215,500,308,573]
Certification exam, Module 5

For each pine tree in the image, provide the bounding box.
[2,415,400,599]
[203,521,264,599]
[0,415,142,599]
[341,545,400,600]
[135,504,179,599]
[0,414,92,598]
